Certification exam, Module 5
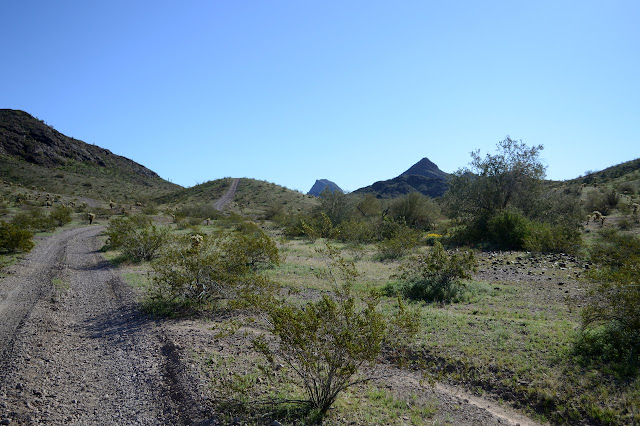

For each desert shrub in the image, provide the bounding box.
[584,190,613,216]
[487,210,531,250]
[523,221,582,254]
[253,243,419,418]
[151,231,278,307]
[226,228,281,271]
[316,187,351,225]
[0,221,35,253]
[375,225,422,261]
[604,188,620,208]
[105,215,169,262]
[106,215,151,248]
[388,192,440,230]
[262,202,285,221]
[393,241,477,303]
[11,207,56,232]
[617,181,636,195]
[581,229,640,366]
[617,217,633,231]
[335,218,376,243]
[49,205,72,227]
[141,202,158,215]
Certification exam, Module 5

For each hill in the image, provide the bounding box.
[0,109,180,202]
[307,179,343,196]
[573,158,640,186]
[354,157,450,198]
[157,177,318,217]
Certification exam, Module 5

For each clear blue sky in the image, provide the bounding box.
[2,1,638,192]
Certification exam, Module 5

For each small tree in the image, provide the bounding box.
[446,137,545,220]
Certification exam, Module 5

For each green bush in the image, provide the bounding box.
[375,225,421,261]
[106,215,151,248]
[11,207,56,232]
[0,221,35,253]
[105,215,169,262]
[581,229,640,365]
[336,218,376,243]
[151,231,279,307]
[388,192,440,230]
[225,227,281,271]
[394,241,477,303]
[49,205,72,227]
[253,243,419,417]
[487,210,531,250]
[523,221,582,254]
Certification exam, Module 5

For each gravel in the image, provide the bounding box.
[0,226,213,425]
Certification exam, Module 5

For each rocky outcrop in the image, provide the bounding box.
[308,179,343,196]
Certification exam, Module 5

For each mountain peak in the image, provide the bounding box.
[308,179,343,196]
[401,157,445,177]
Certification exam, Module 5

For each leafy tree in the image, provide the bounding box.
[444,137,571,249]
[356,193,381,218]
[446,137,545,221]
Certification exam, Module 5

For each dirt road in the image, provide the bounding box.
[0,225,542,425]
[0,226,211,425]
[213,178,239,211]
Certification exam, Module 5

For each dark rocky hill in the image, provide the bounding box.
[0,109,180,200]
[354,157,450,198]
[308,179,343,196]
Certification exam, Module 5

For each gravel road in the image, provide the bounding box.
[0,226,212,425]
[213,179,239,211]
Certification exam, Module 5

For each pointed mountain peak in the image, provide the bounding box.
[401,157,444,177]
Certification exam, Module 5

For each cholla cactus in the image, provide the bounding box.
[87,213,96,224]
[190,234,204,250]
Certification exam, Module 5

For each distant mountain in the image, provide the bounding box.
[354,157,450,198]
[0,109,180,200]
[308,179,343,196]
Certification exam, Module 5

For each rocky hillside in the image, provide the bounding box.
[0,109,180,201]
[354,157,450,198]
[307,179,343,196]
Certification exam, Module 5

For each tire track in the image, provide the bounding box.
[213,178,239,211]
[0,226,211,424]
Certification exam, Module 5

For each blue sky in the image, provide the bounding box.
[2,1,638,192]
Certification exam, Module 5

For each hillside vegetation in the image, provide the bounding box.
[0,109,180,202]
